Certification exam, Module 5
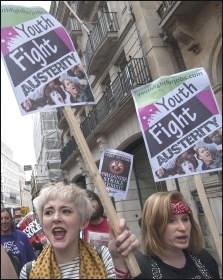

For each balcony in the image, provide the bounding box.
[85,12,119,75]
[76,1,96,19]
[80,57,151,139]
[64,17,82,53]
[66,16,82,40]
[157,1,203,25]
[71,19,82,39]
[81,56,150,137]
[157,1,203,53]
[157,1,175,20]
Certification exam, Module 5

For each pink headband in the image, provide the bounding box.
[171,200,191,215]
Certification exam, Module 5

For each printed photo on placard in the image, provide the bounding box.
[99,148,134,200]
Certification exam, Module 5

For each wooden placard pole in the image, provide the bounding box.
[194,174,222,265]
[63,107,141,277]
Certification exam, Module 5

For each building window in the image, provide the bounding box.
[102,75,115,111]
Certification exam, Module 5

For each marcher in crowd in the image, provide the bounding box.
[1,208,36,268]
[1,244,18,279]
[82,189,110,248]
[135,191,220,279]
[19,182,139,279]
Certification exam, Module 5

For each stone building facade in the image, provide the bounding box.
[49,1,222,269]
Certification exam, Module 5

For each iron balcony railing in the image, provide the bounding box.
[71,17,82,32]
[65,16,82,38]
[59,56,151,165]
[157,1,174,19]
[85,12,119,68]
[81,57,150,138]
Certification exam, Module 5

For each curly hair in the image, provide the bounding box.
[43,80,66,105]
[33,182,94,225]
[176,154,198,174]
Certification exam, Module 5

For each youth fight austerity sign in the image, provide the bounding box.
[131,68,222,182]
[1,4,95,115]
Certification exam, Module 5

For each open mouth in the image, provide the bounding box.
[53,228,67,240]
[176,236,188,243]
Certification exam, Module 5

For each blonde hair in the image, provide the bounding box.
[141,191,204,258]
[34,182,94,225]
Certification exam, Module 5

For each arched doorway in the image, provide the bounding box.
[124,137,167,209]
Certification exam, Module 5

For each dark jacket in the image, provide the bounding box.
[134,249,220,279]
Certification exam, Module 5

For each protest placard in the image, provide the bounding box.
[17,212,47,247]
[1,4,141,275]
[21,206,30,217]
[99,148,134,200]
[88,231,110,248]
[13,207,22,220]
[131,68,222,182]
[1,4,96,116]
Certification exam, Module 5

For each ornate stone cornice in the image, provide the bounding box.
[171,17,202,54]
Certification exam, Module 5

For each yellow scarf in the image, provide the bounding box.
[29,239,107,279]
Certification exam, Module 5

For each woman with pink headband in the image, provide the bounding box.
[135,191,220,279]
